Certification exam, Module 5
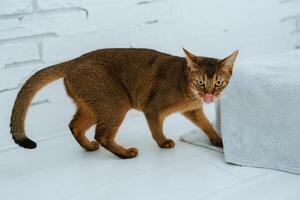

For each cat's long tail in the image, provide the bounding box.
[10,63,67,149]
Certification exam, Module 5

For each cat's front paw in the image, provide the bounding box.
[159,139,175,148]
[117,147,139,159]
[210,137,223,147]
[85,141,100,151]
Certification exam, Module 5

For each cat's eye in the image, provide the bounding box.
[196,80,205,87]
[215,80,223,87]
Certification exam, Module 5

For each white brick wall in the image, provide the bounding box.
[280,0,300,48]
[0,0,299,142]
[0,0,33,16]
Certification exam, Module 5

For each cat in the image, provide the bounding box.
[10,48,238,159]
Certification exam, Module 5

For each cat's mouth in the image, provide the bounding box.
[201,93,215,104]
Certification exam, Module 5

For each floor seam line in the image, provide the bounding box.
[195,154,244,181]
[58,155,199,200]
[195,171,272,200]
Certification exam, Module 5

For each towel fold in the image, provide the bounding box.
[180,129,223,153]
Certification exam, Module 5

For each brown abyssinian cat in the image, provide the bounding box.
[10,48,238,158]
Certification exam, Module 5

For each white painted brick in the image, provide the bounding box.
[129,20,182,49]
[0,63,40,91]
[37,0,86,10]
[19,11,89,37]
[0,66,43,91]
[0,42,40,91]
[38,0,142,30]
[42,30,131,62]
[0,19,37,40]
[0,42,39,66]
[72,1,136,30]
[0,0,33,15]
[280,3,300,19]
[0,6,90,41]
[37,0,132,10]
[0,12,89,43]
[0,18,20,32]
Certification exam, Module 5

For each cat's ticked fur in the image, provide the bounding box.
[10,48,238,158]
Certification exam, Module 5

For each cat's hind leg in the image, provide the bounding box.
[69,105,98,151]
[94,108,138,159]
[64,66,136,158]
[64,79,99,151]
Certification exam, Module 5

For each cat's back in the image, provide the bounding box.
[81,48,172,65]
[78,48,182,83]
[72,48,184,109]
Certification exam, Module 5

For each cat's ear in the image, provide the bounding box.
[183,48,199,71]
[220,50,239,73]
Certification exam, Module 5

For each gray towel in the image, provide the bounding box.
[221,51,300,174]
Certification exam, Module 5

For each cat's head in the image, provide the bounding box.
[183,48,238,104]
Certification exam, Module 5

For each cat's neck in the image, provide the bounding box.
[178,60,193,99]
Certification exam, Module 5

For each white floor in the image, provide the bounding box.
[0,96,300,200]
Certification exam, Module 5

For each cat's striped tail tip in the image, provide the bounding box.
[14,137,37,149]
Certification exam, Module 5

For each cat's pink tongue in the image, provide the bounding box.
[203,94,214,104]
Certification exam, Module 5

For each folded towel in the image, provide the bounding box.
[220,50,300,174]
[180,129,223,153]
